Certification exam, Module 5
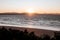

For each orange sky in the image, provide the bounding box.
[0,0,60,14]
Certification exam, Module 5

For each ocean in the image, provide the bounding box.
[0,14,60,31]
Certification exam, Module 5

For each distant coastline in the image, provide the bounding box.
[0,12,60,15]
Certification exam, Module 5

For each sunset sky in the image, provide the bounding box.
[0,0,60,13]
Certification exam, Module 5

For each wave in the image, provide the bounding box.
[0,15,60,31]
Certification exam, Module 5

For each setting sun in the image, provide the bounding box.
[25,8,35,16]
[26,8,35,14]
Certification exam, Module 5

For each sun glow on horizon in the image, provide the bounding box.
[25,8,36,16]
[26,8,35,13]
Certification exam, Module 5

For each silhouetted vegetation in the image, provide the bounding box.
[0,27,60,40]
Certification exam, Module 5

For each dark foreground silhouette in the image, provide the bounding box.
[0,27,60,40]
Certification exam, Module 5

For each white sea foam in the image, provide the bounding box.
[0,15,60,31]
